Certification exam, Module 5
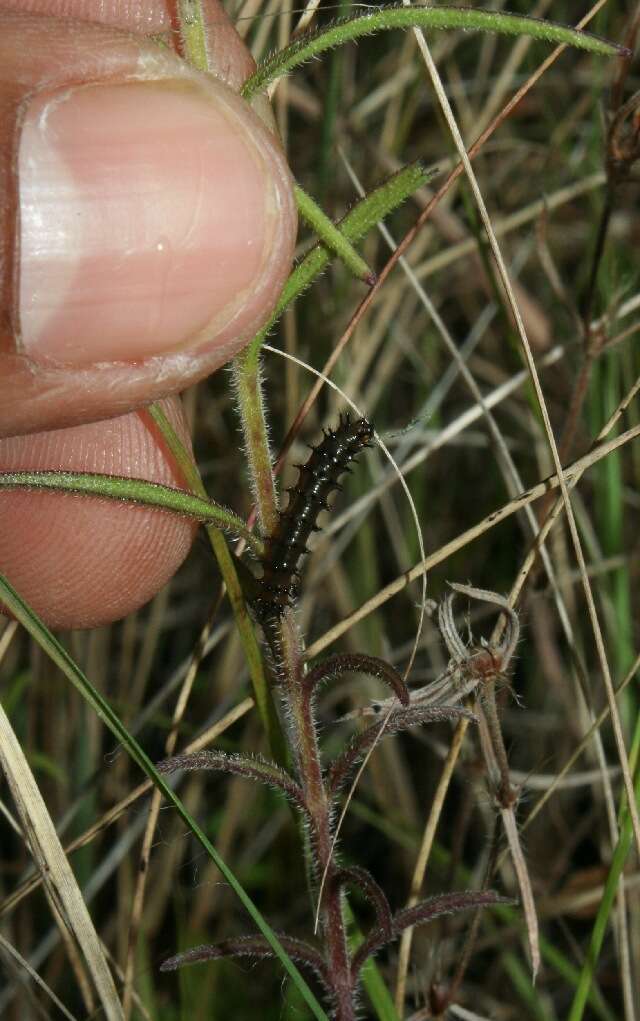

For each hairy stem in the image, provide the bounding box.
[482,682,516,810]
[276,614,355,1019]
[232,347,279,535]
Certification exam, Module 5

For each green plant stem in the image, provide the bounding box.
[232,346,279,535]
[145,404,284,761]
[176,0,209,71]
[241,6,623,99]
[170,0,279,545]
[169,0,276,539]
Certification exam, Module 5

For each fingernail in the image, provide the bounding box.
[18,80,282,365]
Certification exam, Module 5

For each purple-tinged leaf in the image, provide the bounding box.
[327,705,475,797]
[351,890,512,981]
[157,751,308,816]
[303,653,410,706]
[336,866,393,941]
[161,933,330,992]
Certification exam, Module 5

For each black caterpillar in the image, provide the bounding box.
[251,414,374,622]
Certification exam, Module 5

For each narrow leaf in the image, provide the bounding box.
[337,866,393,941]
[157,750,307,815]
[295,183,375,283]
[327,705,475,796]
[303,653,410,706]
[251,162,432,351]
[351,890,511,980]
[242,6,624,99]
[161,933,330,992]
[0,470,260,551]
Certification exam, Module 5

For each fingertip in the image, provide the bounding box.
[17,77,295,368]
[0,13,297,436]
[0,399,199,629]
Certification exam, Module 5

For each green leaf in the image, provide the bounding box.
[295,183,375,283]
[251,161,432,354]
[242,5,624,99]
[0,469,260,551]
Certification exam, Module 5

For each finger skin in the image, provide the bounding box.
[0,0,178,31]
[0,0,256,88]
[0,397,200,629]
[0,8,296,437]
[0,0,284,626]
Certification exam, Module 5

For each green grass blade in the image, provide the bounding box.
[567,717,640,1021]
[242,5,624,99]
[0,573,329,1021]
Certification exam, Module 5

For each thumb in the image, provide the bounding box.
[0,11,296,437]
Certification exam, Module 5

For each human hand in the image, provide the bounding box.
[0,0,296,628]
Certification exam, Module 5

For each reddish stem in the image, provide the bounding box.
[277,613,355,1019]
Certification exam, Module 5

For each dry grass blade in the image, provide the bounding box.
[501,805,538,977]
[0,702,123,1020]
[0,931,78,1021]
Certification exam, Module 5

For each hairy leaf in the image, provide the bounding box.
[336,866,393,941]
[304,653,410,706]
[161,933,330,993]
[327,705,475,796]
[250,162,432,352]
[157,751,307,816]
[351,890,512,980]
[0,470,259,551]
[242,6,624,99]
